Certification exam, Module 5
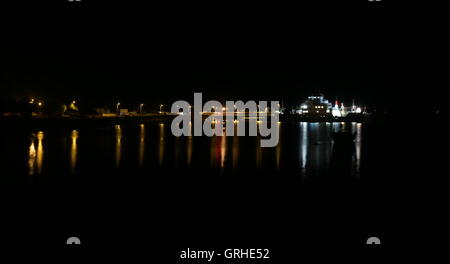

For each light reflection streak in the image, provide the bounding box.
[28,140,36,176]
[115,125,122,169]
[139,124,145,168]
[186,120,193,167]
[28,131,44,176]
[276,122,281,169]
[353,123,362,177]
[220,135,226,169]
[71,130,78,174]
[300,122,308,170]
[36,131,44,174]
[158,123,165,167]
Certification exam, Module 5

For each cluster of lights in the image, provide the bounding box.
[29,98,43,107]
[114,103,166,115]
[298,95,366,117]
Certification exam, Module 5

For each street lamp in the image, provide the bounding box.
[159,104,164,114]
[116,103,121,115]
[37,102,43,115]
[140,104,144,115]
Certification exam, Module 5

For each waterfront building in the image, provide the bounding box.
[296,94,363,118]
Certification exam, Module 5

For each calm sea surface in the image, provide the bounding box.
[0,117,447,243]
[0,122,363,182]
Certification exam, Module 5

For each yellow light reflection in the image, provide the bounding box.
[220,135,226,169]
[28,140,36,176]
[28,131,44,176]
[158,123,165,167]
[36,131,44,174]
[115,125,122,169]
[71,130,78,174]
[139,124,145,168]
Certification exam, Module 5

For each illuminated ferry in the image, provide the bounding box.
[295,94,364,118]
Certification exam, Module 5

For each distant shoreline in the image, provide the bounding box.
[0,115,176,129]
[0,113,369,129]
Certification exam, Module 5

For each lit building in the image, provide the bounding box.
[296,94,364,118]
[295,94,332,117]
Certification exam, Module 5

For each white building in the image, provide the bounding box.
[297,94,363,117]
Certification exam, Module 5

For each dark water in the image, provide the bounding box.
[0,122,362,182]
[0,118,447,243]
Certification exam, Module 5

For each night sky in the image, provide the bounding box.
[1,1,448,112]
